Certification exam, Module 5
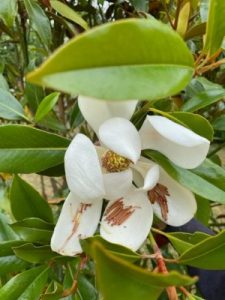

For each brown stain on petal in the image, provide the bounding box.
[148,183,169,221]
[59,203,92,252]
[104,198,139,226]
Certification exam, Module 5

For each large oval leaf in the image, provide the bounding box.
[91,241,196,300]
[178,230,225,269]
[0,125,69,173]
[204,0,225,55]
[27,18,194,100]
[10,175,53,222]
[0,88,27,120]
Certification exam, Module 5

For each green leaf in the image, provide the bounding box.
[154,229,209,255]
[0,212,18,241]
[50,0,88,30]
[41,281,63,300]
[0,255,29,276]
[178,230,225,269]
[77,274,98,300]
[0,0,17,27]
[0,265,49,300]
[81,236,140,262]
[192,159,225,192]
[91,241,197,300]
[204,0,225,55]
[27,18,194,100]
[10,175,53,222]
[0,125,69,173]
[24,0,52,49]
[181,88,225,112]
[212,115,225,131]
[13,243,56,263]
[35,92,60,122]
[0,74,9,91]
[195,195,211,226]
[144,150,225,204]
[0,88,27,120]
[10,218,54,244]
[0,240,26,256]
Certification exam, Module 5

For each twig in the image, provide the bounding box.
[149,233,178,300]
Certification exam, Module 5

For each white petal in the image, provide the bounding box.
[65,134,105,202]
[103,169,133,201]
[139,116,210,169]
[51,193,103,256]
[151,168,197,226]
[99,118,141,163]
[132,160,159,190]
[78,95,138,134]
[100,189,153,251]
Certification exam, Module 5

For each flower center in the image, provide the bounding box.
[102,150,131,173]
[148,183,169,221]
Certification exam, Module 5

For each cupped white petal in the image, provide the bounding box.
[139,115,210,169]
[132,160,159,190]
[78,95,138,134]
[99,118,141,163]
[65,134,105,202]
[100,189,153,251]
[103,169,133,201]
[51,193,103,256]
[151,168,197,226]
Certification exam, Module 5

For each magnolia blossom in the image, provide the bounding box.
[51,97,210,256]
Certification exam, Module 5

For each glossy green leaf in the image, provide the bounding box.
[176,0,191,36]
[77,274,98,300]
[10,218,54,244]
[41,281,63,300]
[193,159,225,192]
[0,255,29,275]
[10,175,53,222]
[81,236,140,262]
[0,74,9,91]
[27,18,194,100]
[0,240,26,256]
[212,115,225,131]
[195,195,211,225]
[144,150,225,204]
[50,0,88,30]
[178,230,225,269]
[13,243,56,263]
[0,212,18,241]
[35,92,60,122]
[24,0,52,49]
[0,265,49,300]
[204,0,225,55]
[92,242,197,300]
[0,0,17,27]
[181,88,225,112]
[0,88,27,120]
[185,22,206,40]
[154,229,209,255]
[0,125,69,173]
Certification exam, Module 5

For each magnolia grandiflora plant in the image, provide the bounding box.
[51,97,210,256]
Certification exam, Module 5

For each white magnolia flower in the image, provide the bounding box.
[51,97,210,256]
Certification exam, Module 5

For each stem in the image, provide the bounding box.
[62,255,87,297]
[149,233,178,300]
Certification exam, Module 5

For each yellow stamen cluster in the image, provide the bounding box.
[102,150,131,173]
